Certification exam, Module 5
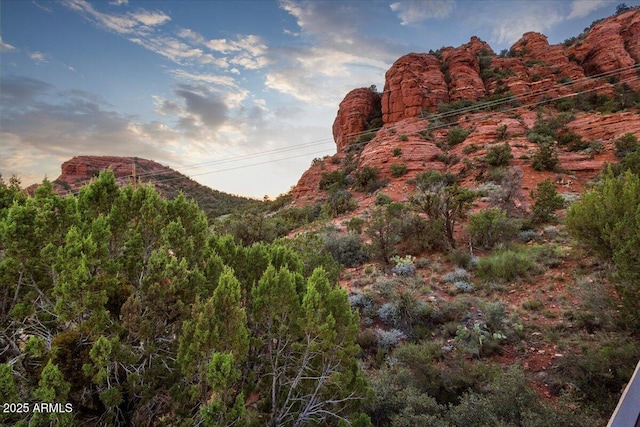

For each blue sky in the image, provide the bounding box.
[1,0,638,198]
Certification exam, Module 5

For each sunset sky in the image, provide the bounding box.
[1,0,637,198]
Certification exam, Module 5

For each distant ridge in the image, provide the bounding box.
[29,155,263,219]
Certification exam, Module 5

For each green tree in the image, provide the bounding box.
[411,174,475,249]
[530,179,564,224]
[566,170,640,327]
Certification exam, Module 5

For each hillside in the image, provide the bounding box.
[30,155,263,219]
[293,7,640,207]
[3,7,640,427]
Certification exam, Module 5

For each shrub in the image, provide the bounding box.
[354,166,387,193]
[324,232,368,267]
[319,169,346,191]
[484,142,513,167]
[375,328,406,350]
[447,126,471,146]
[476,246,537,282]
[392,147,403,157]
[322,189,357,217]
[391,254,416,277]
[347,216,365,234]
[531,143,560,171]
[467,208,520,249]
[375,192,392,205]
[390,163,408,178]
[614,132,638,158]
[566,170,640,327]
[530,179,564,224]
[398,214,447,254]
[399,134,409,141]
[443,268,471,284]
[557,130,588,151]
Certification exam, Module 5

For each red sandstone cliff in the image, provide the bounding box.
[293,8,640,206]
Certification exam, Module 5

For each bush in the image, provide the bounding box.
[467,208,520,249]
[347,216,365,234]
[447,126,471,146]
[319,169,346,191]
[391,255,416,277]
[557,130,588,151]
[566,170,640,328]
[375,192,392,205]
[322,189,357,217]
[354,166,387,193]
[530,179,564,224]
[531,143,560,171]
[390,163,408,178]
[324,232,368,267]
[476,246,537,282]
[484,142,513,167]
[614,132,638,158]
[375,328,406,350]
[392,147,403,157]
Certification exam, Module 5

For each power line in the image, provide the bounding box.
[58,64,640,196]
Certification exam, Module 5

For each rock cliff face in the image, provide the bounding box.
[332,88,381,153]
[292,8,640,206]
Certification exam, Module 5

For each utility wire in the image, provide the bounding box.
[58,64,640,196]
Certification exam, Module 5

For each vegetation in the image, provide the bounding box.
[0,171,368,426]
[566,170,640,327]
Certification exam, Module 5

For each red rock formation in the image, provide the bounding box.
[292,8,640,206]
[332,88,381,153]
[571,9,640,91]
[442,36,491,102]
[381,53,448,123]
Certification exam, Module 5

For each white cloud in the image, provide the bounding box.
[168,69,238,88]
[110,0,128,5]
[390,0,455,25]
[568,0,610,19]
[29,51,48,63]
[129,10,171,26]
[0,37,16,51]
[491,7,565,45]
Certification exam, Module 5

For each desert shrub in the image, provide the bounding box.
[398,214,447,254]
[530,179,564,224]
[614,132,639,158]
[391,255,416,277]
[443,268,472,284]
[557,130,588,151]
[392,147,403,157]
[413,170,457,190]
[556,333,640,415]
[324,232,368,267]
[322,189,357,217]
[319,169,346,191]
[566,170,640,328]
[347,216,365,234]
[526,132,554,145]
[476,246,537,282]
[375,192,392,206]
[447,126,471,146]
[356,328,379,351]
[447,248,477,270]
[354,165,387,193]
[467,208,520,249]
[531,143,560,171]
[390,163,408,178]
[376,328,406,350]
[399,134,409,142]
[484,142,513,167]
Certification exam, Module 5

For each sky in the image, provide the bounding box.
[1,0,638,198]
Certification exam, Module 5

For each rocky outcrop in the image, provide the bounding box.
[292,8,640,206]
[332,88,381,153]
[381,53,448,123]
[570,8,640,91]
